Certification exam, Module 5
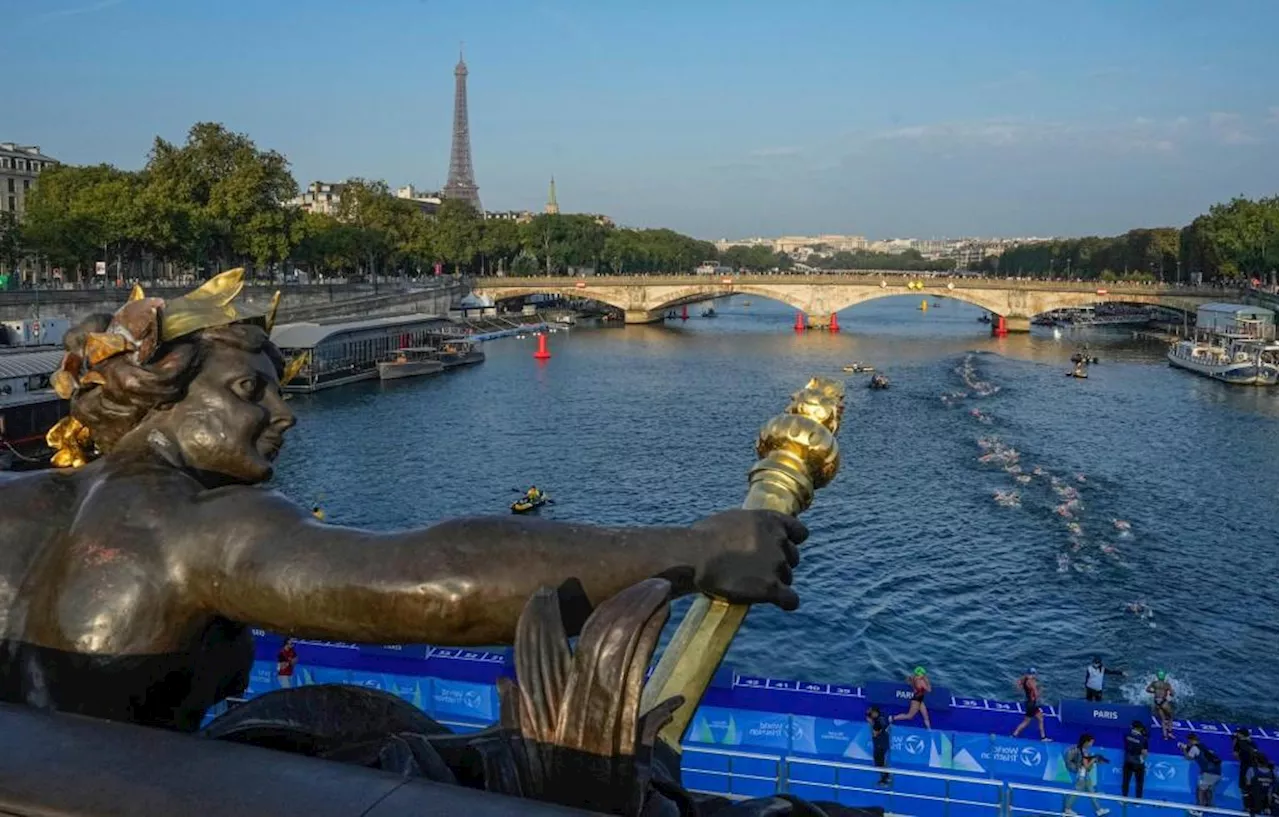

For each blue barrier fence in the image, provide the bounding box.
[215,632,1276,810]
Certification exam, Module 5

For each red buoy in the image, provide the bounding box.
[534,333,551,360]
[993,315,1008,337]
[794,311,806,332]
[828,312,840,332]
[681,305,689,321]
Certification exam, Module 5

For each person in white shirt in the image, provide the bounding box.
[1084,655,1125,702]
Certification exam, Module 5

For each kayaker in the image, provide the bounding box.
[312,504,326,521]
[892,666,933,730]
[525,486,542,503]
[1147,671,1175,739]
[1012,667,1050,741]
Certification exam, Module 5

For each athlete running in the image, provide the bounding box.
[892,666,933,730]
[1147,671,1175,740]
[1012,667,1050,741]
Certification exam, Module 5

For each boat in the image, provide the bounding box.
[701,308,717,318]
[376,348,445,381]
[1066,366,1089,379]
[741,300,752,307]
[511,494,549,514]
[1166,334,1279,385]
[436,339,486,369]
[842,362,875,374]
[868,374,890,389]
[978,314,992,324]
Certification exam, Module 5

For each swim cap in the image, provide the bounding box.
[1092,655,1102,664]
[1027,667,1037,675]
[914,666,926,676]
[1156,670,1166,680]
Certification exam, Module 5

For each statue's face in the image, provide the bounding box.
[154,342,295,484]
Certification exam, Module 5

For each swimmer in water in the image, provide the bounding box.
[1147,671,1175,739]
[892,666,933,729]
[1012,667,1051,740]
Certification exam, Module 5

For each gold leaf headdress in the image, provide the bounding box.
[46,268,294,468]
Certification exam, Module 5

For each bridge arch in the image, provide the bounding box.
[473,285,635,315]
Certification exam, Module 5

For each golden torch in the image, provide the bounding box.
[642,376,845,751]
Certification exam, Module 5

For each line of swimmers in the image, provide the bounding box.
[891,660,1179,741]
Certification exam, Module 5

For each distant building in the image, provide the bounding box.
[545,177,559,215]
[484,210,535,224]
[0,143,57,219]
[395,185,442,216]
[289,181,346,216]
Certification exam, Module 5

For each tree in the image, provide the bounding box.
[433,199,483,273]
[479,218,521,274]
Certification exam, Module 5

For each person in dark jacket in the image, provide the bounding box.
[1236,728,1261,804]
[1245,755,1276,817]
[866,705,891,785]
[1180,733,1223,810]
[1122,720,1149,799]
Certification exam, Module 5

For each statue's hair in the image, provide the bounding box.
[66,316,284,452]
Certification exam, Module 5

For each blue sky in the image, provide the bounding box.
[7,0,1277,239]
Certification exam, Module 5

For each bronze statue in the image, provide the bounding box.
[0,270,806,733]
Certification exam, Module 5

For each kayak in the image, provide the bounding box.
[511,496,548,514]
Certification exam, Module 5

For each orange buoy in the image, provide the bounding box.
[794,311,806,332]
[534,333,551,360]
[828,312,840,332]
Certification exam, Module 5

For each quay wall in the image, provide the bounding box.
[0,282,465,325]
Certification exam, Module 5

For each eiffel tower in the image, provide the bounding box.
[442,47,481,211]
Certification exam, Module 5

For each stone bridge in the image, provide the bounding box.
[473,274,1229,331]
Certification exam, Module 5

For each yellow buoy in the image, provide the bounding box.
[920,299,928,311]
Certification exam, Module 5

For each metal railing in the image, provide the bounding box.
[785,756,1005,816]
[1007,781,1248,817]
[681,744,784,800]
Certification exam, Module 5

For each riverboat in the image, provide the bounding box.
[1166,334,1279,386]
[0,349,68,470]
[436,338,485,369]
[272,314,456,393]
[376,348,445,382]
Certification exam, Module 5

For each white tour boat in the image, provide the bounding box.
[1166,333,1279,386]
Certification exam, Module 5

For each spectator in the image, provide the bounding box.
[1236,728,1261,802]
[1064,733,1111,816]
[865,705,891,786]
[1246,755,1276,817]
[1083,656,1125,701]
[1122,720,1148,799]
[1180,733,1222,812]
[1011,667,1050,741]
[276,638,298,688]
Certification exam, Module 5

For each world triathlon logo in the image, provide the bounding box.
[1019,747,1043,767]
[1151,762,1177,782]
[903,735,927,756]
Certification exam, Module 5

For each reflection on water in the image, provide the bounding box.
[272,295,1278,725]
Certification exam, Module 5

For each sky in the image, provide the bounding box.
[6,0,1278,240]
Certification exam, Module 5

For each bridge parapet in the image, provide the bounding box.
[472,275,1239,327]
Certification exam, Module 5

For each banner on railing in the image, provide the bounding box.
[862,680,952,712]
[430,678,498,723]
[1058,698,1149,729]
[789,718,952,770]
[686,706,791,751]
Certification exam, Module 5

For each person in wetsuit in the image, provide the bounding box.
[1147,671,1175,739]
[1011,667,1049,741]
[866,705,891,785]
[1122,720,1149,799]
[891,666,933,730]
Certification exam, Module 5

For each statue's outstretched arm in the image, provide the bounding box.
[185,488,803,646]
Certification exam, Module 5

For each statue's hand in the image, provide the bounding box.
[691,509,807,610]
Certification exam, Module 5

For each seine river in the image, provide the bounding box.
[272,296,1279,726]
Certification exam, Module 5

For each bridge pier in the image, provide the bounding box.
[1005,316,1031,333]
[624,309,663,325]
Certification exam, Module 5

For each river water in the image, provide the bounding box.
[272,296,1279,726]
